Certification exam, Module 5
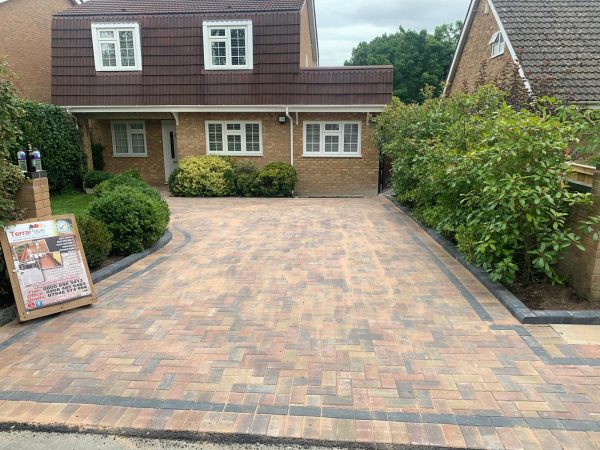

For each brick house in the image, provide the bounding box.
[0,0,84,102]
[445,0,600,107]
[51,0,393,196]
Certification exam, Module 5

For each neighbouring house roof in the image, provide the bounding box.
[55,0,306,16]
[448,0,600,105]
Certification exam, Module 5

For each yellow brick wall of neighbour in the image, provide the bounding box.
[177,112,379,197]
[299,3,315,67]
[0,0,73,102]
[90,120,166,185]
[448,0,514,95]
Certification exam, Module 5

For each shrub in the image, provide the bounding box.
[13,101,84,193]
[377,85,599,285]
[83,170,113,189]
[253,162,297,197]
[94,169,160,200]
[89,185,170,255]
[232,162,258,196]
[169,156,235,197]
[167,166,181,193]
[0,58,23,160]
[91,143,105,171]
[77,215,112,270]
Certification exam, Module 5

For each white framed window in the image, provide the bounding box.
[202,20,253,70]
[489,31,505,58]
[205,121,262,155]
[91,23,142,71]
[111,121,147,157]
[303,122,362,157]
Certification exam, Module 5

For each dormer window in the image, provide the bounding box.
[91,23,142,71]
[203,20,253,70]
[489,31,505,58]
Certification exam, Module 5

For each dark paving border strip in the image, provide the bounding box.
[0,389,598,432]
[0,422,454,450]
[385,196,600,325]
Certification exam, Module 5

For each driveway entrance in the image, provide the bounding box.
[0,197,598,448]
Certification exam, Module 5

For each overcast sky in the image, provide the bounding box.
[315,0,471,66]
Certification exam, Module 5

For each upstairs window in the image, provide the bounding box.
[303,122,362,157]
[203,21,253,70]
[206,121,262,155]
[92,23,142,71]
[489,31,505,58]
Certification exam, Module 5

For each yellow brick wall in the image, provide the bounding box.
[299,3,315,68]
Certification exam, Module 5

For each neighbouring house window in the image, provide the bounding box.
[111,122,147,156]
[489,31,505,58]
[303,122,361,157]
[206,121,262,155]
[203,21,253,70]
[91,23,142,71]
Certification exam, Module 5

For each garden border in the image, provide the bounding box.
[385,195,600,325]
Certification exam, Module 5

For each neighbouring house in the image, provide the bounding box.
[445,0,600,107]
[0,0,85,102]
[51,0,393,196]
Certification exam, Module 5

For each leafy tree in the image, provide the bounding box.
[345,22,462,103]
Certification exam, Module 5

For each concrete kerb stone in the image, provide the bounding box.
[385,195,600,325]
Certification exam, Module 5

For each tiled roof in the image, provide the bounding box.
[56,0,306,16]
[493,0,600,103]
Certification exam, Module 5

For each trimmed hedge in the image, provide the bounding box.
[83,170,114,189]
[233,162,258,197]
[14,101,84,193]
[169,156,235,197]
[77,215,112,270]
[254,162,297,197]
[94,170,160,200]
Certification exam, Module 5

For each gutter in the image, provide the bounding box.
[285,107,294,166]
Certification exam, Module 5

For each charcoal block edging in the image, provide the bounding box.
[385,195,600,325]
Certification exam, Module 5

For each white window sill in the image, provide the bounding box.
[112,154,148,158]
[490,53,505,59]
[204,66,253,71]
[207,152,263,157]
[96,67,143,72]
[302,154,362,158]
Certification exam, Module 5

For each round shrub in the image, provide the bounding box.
[83,170,114,189]
[169,156,234,197]
[89,186,170,255]
[95,170,161,200]
[77,215,112,270]
[14,101,84,193]
[254,162,297,197]
[232,162,258,197]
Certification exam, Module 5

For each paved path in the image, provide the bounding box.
[0,197,599,449]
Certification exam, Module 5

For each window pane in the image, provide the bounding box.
[227,123,241,131]
[211,42,226,66]
[305,124,320,152]
[113,123,129,153]
[119,30,136,66]
[99,30,114,39]
[245,123,260,152]
[210,28,226,37]
[130,133,145,154]
[129,123,144,130]
[325,124,339,131]
[231,28,246,66]
[343,124,359,152]
[208,124,223,152]
[227,134,242,152]
[325,135,339,153]
[101,43,117,67]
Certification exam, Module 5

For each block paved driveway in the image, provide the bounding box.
[0,196,599,449]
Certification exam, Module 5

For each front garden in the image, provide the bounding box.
[377,85,600,309]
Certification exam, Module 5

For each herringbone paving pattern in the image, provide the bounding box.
[0,197,599,449]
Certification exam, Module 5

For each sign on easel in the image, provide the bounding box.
[0,214,97,322]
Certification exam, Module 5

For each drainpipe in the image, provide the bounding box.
[285,106,294,166]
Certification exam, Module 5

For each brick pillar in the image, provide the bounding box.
[14,172,52,220]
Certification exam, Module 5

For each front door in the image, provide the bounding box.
[162,120,178,183]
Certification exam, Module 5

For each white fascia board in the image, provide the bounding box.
[487,0,532,92]
[444,0,477,94]
[64,105,387,114]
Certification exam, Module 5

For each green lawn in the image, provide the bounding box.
[51,192,95,216]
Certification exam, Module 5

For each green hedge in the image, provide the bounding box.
[14,101,84,193]
[169,156,235,197]
[83,170,113,188]
[376,86,599,285]
[254,162,296,197]
[77,215,112,270]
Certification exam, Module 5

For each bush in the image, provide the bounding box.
[94,169,160,200]
[169,156,235,197]
[83,170,113,189]
[89,185,169,255]
[377,85,599,285]
[0,58,23,160]
[232,162,258,196]
[253,162,297,197]
[77,215,112,270]
[13,101,84,193]
[92,143,105,171]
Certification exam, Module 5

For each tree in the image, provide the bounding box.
[345,22,462,103]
